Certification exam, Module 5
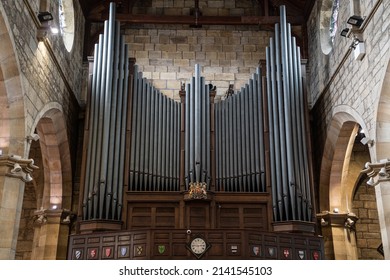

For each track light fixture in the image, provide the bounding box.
[347,15,364,27]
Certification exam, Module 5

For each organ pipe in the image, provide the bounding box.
[82,3,130,221]
[214,68,266,193]
[265,5,313,222]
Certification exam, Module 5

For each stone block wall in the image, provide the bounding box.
[125,25,272,100]
[308,0,390,178]
[0,0,84,153]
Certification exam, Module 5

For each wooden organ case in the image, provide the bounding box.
[68,3,324,260]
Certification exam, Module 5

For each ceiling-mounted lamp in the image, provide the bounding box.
[347,15,364,28]
[38,11,54,23]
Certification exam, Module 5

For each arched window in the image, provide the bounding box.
[58,0,75,52]
[320,0,340,55]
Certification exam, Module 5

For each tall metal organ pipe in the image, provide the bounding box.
[127,65,181,192]
[265,5,313,222]
[82,3,130,221]
[184,65,211,188]
[214,67,266,193]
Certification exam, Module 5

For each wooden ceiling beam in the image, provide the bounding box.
[87,13,304,26]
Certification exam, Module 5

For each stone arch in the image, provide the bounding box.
[26,104,73,259]
[0,6,28,260]
[0,7,25,156]
[319,105,373,259]
[373,58,390,259]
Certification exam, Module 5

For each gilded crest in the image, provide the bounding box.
[188,182,207,199]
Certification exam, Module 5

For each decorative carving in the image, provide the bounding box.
[0,154,38,183]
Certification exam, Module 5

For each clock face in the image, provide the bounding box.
[190,237,207,254]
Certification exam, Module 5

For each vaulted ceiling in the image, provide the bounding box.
[78,0,315,58]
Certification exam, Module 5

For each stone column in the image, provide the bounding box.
[0,155,37,259]
[362,160,390,259]
[31,208,74,260]
[375,182,390,259]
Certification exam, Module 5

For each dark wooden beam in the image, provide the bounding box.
[87,13,304,26]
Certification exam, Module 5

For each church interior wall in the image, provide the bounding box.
[1,0,389,260]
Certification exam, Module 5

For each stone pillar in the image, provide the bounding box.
[317,211,359,259]
[0,175,25,259]
[362,160,390,259]
[0,155,38,259]
[375,182,390,259]
[31,208,75,260]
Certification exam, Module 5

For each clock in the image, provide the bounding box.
[187,236,210,258]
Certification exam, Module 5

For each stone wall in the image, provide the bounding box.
[109,0,276,100]
[0,0,84,155]
[125,25,272,100]
[308,0,390,181]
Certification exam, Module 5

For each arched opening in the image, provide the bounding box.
[318,107,381,259]
[16,107,73,260]
[373,59,390,259]
[0,8,28,260]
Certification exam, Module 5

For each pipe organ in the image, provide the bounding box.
[72,3,323,260]
[215,69,266,193]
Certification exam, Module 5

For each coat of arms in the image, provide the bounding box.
[283,249,290,258]
[298,250,305,260]
[158,245,166,254]
[105,247,112,258]
[188,182,207,199]
[74,250,82,260]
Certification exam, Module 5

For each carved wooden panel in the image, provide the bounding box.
[68,229,324,260]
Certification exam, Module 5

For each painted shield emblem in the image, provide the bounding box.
[158,245,166,254]
[252,246,260,256]
[120,246,128,257]
[268,247,275,257]
[298,250,305,260]
[283,249,290,258]
[313,251,320,260]
[74,250,82,260]
[136,245,143,255]
[90,249,97,259]
[105,248,112,258]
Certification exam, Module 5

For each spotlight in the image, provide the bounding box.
[367,177,376,186]
[25,173,33,182]
[340,28,350,37]
[347,15,364,27]
[345,217,355,228]
[38,11,54,23]
[26,133,40,142]
[320,218,328,226]
[11,163,22,173]
[379,167,388,177]
[360,137,373,146]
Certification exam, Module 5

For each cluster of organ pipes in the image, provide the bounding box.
[265,6,313,222]
[81,3,313,223]
[215,68,266,193]
[129,66,181,192]
[82,3,129,220]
